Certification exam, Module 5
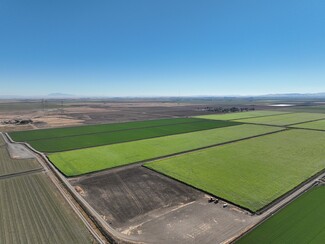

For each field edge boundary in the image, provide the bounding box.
[3,133,145,244]
[229,182,324,243]
[60,127,287,177]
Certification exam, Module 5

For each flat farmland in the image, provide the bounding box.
[49,124,283,176]
[236,112,325,126]
[70,166,257,244]
[0,136,6,146]
[0,137,42,177]
[10,118,240,152]
[238,186,325,244]
[0,173,93,243]
[145,129,325,212]
[196,110,289,121]
[70,166,202,229]
[10,118,204,141]
[292,119,325,131]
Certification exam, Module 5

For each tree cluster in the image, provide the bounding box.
[200,107,255,113]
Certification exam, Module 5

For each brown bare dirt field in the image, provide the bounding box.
[70,166,203,229]
[0,101,212,131]
[0,99,264,131]
[70,166,257,243]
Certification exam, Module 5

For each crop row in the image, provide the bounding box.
[0,144,41,177]
[0,173,93,243]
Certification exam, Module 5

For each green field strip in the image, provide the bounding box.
[145,129,325,212]
[49,124,282,176]
[21,120,240,153]
[0,144,42,177]
[0,173,93,243]
[278,105,325,113]
[195,110,290,121]
[236,112,325,126]
[291,118,325,131]
[237,186,325,244]
[9,118,205,141]
[18,118,217,142]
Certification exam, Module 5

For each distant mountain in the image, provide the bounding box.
[1,92,325,100]
[259,93,325,98]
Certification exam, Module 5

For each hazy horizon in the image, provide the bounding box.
[2,92,325,100]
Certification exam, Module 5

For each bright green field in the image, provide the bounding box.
[10,118,240,153]
[49,124,282,176]
[238,186,325,244]
[145,129,325,212]
[236,112,325,126]
[292,119,325,131]
[195,110,288,121]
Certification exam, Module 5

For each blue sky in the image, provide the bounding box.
[1,0,324,96]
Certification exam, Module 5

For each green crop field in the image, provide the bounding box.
[196,110,289,121]
[280,105,325,113]
[238,186,325,244]
[0,137,42,176]
[10,118,240,152]
[49,124,282,176]
[0,173,93,243]
[292,119,325,131]
[236,112,325,126]
[10,118,202,141]
[145,129,325,212]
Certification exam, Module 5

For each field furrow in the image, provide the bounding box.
[0,173,93,243]
[0,136,42,177]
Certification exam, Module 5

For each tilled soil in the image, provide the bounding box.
[70,166,203,229]
[70,165,258,243]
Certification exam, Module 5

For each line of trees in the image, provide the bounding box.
[201,107,255,113]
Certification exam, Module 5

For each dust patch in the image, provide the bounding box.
[6,143,35,159]
[32,115,85,128]
[75,185,87,197]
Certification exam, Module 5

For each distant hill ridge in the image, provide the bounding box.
[0,92,325,99]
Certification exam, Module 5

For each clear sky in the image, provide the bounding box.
[1,0,324,96]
